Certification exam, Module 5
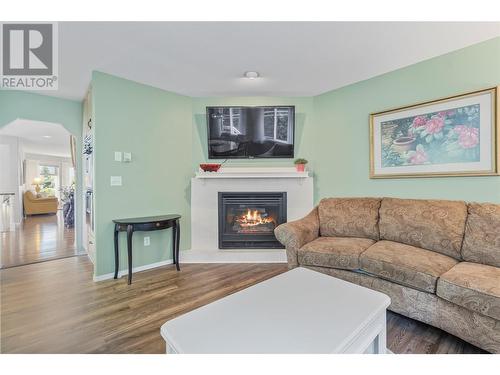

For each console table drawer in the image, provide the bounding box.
[116,221,174,232]
[134,221,172,231]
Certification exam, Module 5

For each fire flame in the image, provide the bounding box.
[237,209,274,227]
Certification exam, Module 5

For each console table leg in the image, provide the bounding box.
[172,223,177,267]
[114,224,119,279]
[175,220,180,271]
[127,224,134,285]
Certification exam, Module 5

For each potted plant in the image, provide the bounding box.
[392,136,417,154]
[294,158,308,172]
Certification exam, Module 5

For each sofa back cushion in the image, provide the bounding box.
[462,203,500,267]
[318,198,381,240]
[379,198,467,259]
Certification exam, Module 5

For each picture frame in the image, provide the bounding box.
[369,87,499,178]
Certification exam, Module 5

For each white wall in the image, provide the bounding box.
[0,135,22,224]
[0,137,16,194]
[24,159,39,192]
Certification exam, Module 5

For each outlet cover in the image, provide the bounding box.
[123,152,132,162]
[144,236,150,246]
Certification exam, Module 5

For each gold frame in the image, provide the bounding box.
[369,86,499,179]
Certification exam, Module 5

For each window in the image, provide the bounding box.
[221,108,230,130]
[276,108,290,142]
[263,107,292,143]
[220,108,242,135]
[39,165,59,196]
[264,109,275,138]
[39,165,57,176]
[229,108,241,135]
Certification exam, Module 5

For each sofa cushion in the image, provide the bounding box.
[298,236,376,270]
[318,198,381,240]
[462,203,500,268]
[437,262,500,320]
[379,198,467,260]
[359,240,459,293]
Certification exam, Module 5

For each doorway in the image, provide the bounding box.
[0,119,85,268]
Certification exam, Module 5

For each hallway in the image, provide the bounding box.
[0,210,83,268]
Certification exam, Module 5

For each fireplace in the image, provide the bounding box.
[218,192,287,249]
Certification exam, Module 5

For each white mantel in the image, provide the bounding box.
[195,166,310,179]
[183,167,314,263]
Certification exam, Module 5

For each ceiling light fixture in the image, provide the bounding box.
[42,135,52,138]
[244,71,259,79]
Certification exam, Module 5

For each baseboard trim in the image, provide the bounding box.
[180,249,287,264]
[182,259,287,264]
[87,251,95,265]
[92,249,287,281]
[93,259,173,282]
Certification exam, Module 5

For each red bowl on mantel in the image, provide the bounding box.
[199,163,222,172]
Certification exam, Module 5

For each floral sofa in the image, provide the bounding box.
[274,197,500,353]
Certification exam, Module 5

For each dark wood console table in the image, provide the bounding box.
[113,214,181,284]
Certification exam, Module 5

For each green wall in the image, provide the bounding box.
[0,90,84,250]
[6,37,497,278]
[0,91,82,134]
[92,71,193,277]
[92,37,500,276]
[312,37,500,203]
[91,87,315,277]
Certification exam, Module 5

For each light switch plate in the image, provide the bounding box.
[123,152,132,162]
[110,176,122,186]
[114,151,122,162]
[144,236,150,246]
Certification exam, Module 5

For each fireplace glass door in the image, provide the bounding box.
[218,192,286,249]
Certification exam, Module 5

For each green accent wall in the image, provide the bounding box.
[0,90,84,250]
[91,38,500,276]
[312,37,500,203]
[92,72,193,277]
[91,87,315,277]
[4,37,498,278]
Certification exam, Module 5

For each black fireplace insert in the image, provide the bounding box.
[218,192,287,249]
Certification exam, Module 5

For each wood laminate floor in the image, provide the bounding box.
[0,257,487,354]
[0,211,83,269]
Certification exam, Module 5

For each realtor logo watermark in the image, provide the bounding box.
[1,22,58,90]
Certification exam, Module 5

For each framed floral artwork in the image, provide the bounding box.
[370,87,498,178]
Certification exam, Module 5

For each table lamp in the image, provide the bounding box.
[32,177,42,194]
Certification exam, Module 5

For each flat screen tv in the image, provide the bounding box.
[206,106,295,159]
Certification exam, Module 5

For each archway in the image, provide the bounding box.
[0,119,84,267]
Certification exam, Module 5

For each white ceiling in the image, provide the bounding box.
[44,22,500,100]
[0,119,72,158]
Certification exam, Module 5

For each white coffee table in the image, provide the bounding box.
[160,267,391,353]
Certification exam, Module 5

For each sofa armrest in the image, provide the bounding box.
[274,207,320,269]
